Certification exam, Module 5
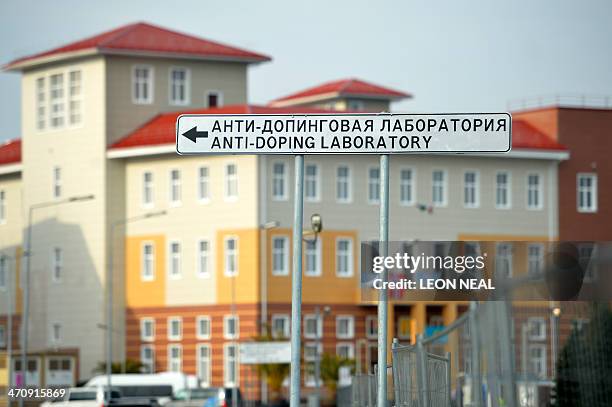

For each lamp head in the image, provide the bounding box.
[310,213,323,234]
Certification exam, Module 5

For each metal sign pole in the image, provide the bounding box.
[377,154,390,407]
[289,154,305,406]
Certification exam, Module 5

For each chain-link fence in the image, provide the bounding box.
[351,373,377,407]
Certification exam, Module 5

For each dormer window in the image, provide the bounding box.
[132,65,153,104]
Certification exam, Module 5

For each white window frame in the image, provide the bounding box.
[463,170,480,208]
[51,247,62,283]
[336,164,352,203]
[142,171,154,207]
[365,315,378,339]
[167,344,182,372]
[432,170,447,207]
[527,244,544,276]
[169,169,182,206]
[495,243,513,278]
[527,173,543,210]
[53,166,62,199]
[495,171,512,209]
[140,317,155,342]
[49,73,65,129]
[304,238,322,277]
[272,235,290,276]
[196,239,211,278]
[336,315,355,339]
[206,90,223,108]
[528,344,547,378]
[304,342,322,387]
[272,161,288,201]
[167,317,182,341]
[132,65,154,104]
[224,315,239,339]
[68,69,83,125]
[335,237,354,277]
[367,166,381,204]
[197,166,211,203]
[304,314,322,339]
[271,314,290,339]
[168,240,182,279]
[168,67,191,106]
[527,317,547,341]
[224,163,238,201]
[305,163,321,202]
[36,76,46,131]
[224,236,239,277]
[577,173,597,213]
[141,242,155,281]
[223,343,239,387]
[399,167,416,206]
[336,342,355,359]
[140,345,155,373]
[196,343,212,387]
[196,316,211,340]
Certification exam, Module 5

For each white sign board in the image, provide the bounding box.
[176,113,511,155]
[239,342,291,365]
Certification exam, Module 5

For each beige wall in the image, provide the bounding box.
[0,173,22,315]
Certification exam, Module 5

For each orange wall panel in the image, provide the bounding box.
[125,235,166,307]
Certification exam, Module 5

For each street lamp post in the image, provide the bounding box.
[19,194,94,407]
[3,255,16,407]
[314,305,330,407]
[106,210,166,402]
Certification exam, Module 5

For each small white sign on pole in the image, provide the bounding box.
[176,113,512,155]
[239,342,291,365]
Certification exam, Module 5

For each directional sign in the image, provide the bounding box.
[176,113,511,155]
[239,341,291,365]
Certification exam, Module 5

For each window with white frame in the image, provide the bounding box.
[432,170,446,206]
[495,243,513,278]
[169,67,190,105]
[578,243,598,282]
[50,73,65,128]
[35,77,47,130]
[225,164,238,199]
[68,70,82,125]
[0,190,5,223]
[527,317,546,341]
[51,247,62,282]
[168,241,181,278]
[197,344,211,387]
[196,316,211,340]
[197,166,210,202]
[132,66,153,104]
[53,166,62,198]
[206,91,222,108]
[496,172,511,208]
[140,345,154,373]
[336,343,355,359]
[142,172,154,206]
[0,325,6,347]
[272,162,287,200]
[168,345,182,372]
[223,343,239,387]
[365,315,378,339]
[224,237,238,276]
[304,238,321,277]
[140,318,155,342]
[272,236,289,276]
[527,244,544,276]
[463,171,479,208]
[368,167,380,203]
[51,322,61,343]
[577,173,597,213]
[336,166,351,202]
[400,168,414,205]
[169,169,181,204]
[336,316,354,339]
[167,317,182,340]
[271,314,290,339]
[527,174,542,209]
[197,240,210,278]
[0,256,6,289]
[336,238,353,277]
[141,243,155,281]
[528,344,546,378]
[304,314,322,339]
[224,315,239,339]
[304,343,321,387]
[305,164,320,201]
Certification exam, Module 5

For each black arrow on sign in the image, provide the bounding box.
[182,126,208,142]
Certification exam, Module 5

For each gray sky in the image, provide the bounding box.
[1,0,611,142]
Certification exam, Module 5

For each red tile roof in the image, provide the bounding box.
[0,138,21,166]
[270,78,411,106]
[4,22,270,69]
[109,105,567,153]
